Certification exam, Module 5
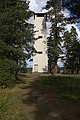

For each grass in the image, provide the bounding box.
[0,88,28,120]
[39,75,80,100]
[0,74,80,120]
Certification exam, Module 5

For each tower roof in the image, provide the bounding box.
[34,12,47,15]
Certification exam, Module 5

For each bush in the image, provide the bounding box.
[0,59,18,88]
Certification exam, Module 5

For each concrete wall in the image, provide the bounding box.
[32,14,48,73]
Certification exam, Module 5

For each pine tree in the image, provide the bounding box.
[47,0,67,74]
[64,26,80,74]
[0,0,34,86]
[62,0,80,18]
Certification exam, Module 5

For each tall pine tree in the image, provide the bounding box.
[47,0,67,74]
[62,0,80,18]
[0,0,35,86]
[64,27,80,74]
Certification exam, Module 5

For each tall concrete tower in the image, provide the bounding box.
[32,13,48,73]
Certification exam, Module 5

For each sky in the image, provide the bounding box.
[29,0,47,12]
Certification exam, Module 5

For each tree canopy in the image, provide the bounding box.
[64,27,80,74]
[0,0,35,87]
[47,0,80,74]
[62,0,80,18]
[47,0,67,74]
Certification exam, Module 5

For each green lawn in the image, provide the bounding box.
[0,74,80,120]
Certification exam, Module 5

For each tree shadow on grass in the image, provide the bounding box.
[21,75,80,120]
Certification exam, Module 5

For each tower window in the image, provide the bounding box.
[38,36,43,38]
[37,14,44,17]
[34,64,38,66]
[37,51,43,54]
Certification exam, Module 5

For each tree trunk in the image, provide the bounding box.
[51,64,57,74]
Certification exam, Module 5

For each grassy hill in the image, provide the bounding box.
[0,74,80,120]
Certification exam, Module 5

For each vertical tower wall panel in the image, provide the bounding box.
[32,14,48,73]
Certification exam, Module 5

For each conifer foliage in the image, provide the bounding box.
[47,0,80,74]
[62,0,80,18]
[64,27,80,74]
[0,0,34,87]
[47,0,66,74]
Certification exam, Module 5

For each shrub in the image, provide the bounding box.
[0,59,18,88]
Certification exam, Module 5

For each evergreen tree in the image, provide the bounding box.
[0,0,34,86]
[46,0,80,19]
[64,27,80,74]
[62,0,80,18]
[47,0,67,74]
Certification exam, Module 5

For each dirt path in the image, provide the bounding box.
[20,75,80,120]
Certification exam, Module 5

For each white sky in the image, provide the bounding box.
[29,0,47,12]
